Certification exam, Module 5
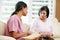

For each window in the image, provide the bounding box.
[0,0,56,25]
[0,0,30,24]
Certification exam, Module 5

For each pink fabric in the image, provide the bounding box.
[5,15,24,40]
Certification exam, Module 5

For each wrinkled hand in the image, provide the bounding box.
[47,33,53,37]
[41,33,47,37]
[41,33,53,37]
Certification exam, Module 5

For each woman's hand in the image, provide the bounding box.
[25,32,32,36]
[41,33,47,37]
[41,32,53,37]
[28,32,32,35]
[47,33,53,37]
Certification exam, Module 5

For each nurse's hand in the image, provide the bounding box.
[27,32,32,35]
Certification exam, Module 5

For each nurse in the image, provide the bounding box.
[5,1,30,40]
[30,6,54,40]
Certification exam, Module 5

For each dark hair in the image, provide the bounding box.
[38,6,49,18]
[11,1,27,16]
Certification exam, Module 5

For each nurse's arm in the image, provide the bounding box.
[11,31,28,39]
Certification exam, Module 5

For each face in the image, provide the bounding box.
[22,7,27,16]
[39,10,47,20]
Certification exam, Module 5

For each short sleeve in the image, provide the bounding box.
[8,17,18,33]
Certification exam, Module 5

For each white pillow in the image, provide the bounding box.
[0,21,6,35]
[49,18,60,38]
[0,36,16,40]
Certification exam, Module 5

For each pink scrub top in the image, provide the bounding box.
[5,15,25,40]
